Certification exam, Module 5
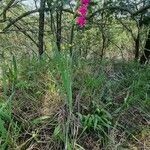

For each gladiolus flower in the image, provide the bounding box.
[77,5,87,16]
[75,16,86,27]
[80,0,89,5]
[75,0,90,27]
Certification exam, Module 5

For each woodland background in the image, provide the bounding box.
[0,0,150,149]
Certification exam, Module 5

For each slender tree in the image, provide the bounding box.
[56,1,63,52]
[140,30,150,64]
[38,0,45,56]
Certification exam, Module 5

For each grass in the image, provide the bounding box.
[0,51,149,149]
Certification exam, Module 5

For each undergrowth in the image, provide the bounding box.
[0,53,149,150]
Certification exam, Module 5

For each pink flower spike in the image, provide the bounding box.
[75,16,86,27]
[77,5,87,16]
[80,0,89,5]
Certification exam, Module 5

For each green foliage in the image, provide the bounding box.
[0,92,21,149]
[78,101,112,136]
[113,61,150,105]
[0,55,18,93]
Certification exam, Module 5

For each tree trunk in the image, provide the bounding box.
[38,0,45,56]
[100,7,106,59]
[134,33,140,60]
[56,3,63,52]
[101,30,106,59]
[140,30,150,64]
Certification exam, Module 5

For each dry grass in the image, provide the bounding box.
[40,88,62,116]
[129,127,150,150]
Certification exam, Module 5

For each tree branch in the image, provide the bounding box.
[2,7,73,32]
[132,4,150,16]
[88,4,150,19]
[0,0,15,21]
[13,23,39,47]
[88,6,132,20]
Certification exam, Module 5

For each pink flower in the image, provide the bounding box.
[75,0,89,27]
[77,5,87,16]
[75,16,86,27]
[80,0,89,5]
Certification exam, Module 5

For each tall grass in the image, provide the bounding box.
[53,47,73,150]
[0,54,20,149]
